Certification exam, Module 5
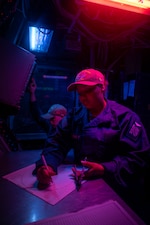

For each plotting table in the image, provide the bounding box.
[0,150,148,225]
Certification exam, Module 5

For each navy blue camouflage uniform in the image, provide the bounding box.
[35,100,150,189]
[30,101,53,134]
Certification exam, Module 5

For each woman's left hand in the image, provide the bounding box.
[81,160,104,179]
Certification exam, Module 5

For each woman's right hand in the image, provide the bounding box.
[37,165,56,189]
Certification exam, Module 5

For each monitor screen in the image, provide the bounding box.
[128,80,135,97]
[29,26,54,53]
[123,80,135,100]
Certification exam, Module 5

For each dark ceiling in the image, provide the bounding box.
[1,0,150,71]
[15,0,150,46]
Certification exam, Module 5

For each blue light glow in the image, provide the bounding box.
[123,82,129,100]
[128,80,135,97]
[123,80,135,100]
[29,26,54,53]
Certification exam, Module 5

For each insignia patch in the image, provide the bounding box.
[126,121,141,142]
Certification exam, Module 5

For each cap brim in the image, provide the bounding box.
[41,113,53,120]
[67,81,100,91]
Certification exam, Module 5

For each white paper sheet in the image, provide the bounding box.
[3,164,81,205]
[25,200,143,225]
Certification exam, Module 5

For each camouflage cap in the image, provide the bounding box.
[41,104,67,120]
[67,68,105,91]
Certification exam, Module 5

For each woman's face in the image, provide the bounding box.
[76,85,104,110]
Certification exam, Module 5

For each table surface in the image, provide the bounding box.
[0,150,147,225]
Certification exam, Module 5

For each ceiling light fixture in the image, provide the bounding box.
[83,0,150,15]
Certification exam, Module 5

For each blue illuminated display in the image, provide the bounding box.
[29,26,54,53]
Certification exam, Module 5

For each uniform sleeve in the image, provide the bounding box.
[30,101,50,133]
[35,114,73,173]
[102,111,150,187]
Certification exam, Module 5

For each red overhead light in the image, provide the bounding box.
[83,0,150,15]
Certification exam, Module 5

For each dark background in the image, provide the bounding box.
[0,0,150,147]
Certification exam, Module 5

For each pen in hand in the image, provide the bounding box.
[39,155,53,183]
[72,156,87,191]
[41,154,53,183]
[37,155,56,190]
[41,155,49,171]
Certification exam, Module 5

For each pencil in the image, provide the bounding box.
[41,154,53,183]
[41,155,49,170]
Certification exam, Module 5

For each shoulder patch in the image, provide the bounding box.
[126,121,141,142]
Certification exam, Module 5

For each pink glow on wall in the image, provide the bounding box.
[83,0,150,15]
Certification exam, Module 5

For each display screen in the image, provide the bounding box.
[29,26,54,53]
[123,80,135,100]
